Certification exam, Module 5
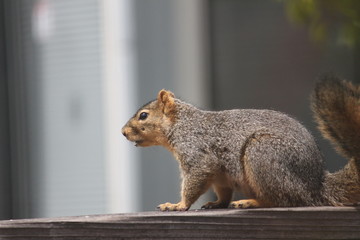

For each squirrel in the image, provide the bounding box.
[122,74,360,211]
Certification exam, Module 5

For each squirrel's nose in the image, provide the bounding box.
[122,127,128,138]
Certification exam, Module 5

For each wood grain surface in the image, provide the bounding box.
[1,207,360,239]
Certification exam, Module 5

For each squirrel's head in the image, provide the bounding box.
[122,89,176,148]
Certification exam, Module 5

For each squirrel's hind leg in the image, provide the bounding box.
[235,132,322,208]
[229,199,266,208]
[227,133,276,209]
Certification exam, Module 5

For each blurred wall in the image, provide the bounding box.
[0,0,358,220]
[4,0,107,218]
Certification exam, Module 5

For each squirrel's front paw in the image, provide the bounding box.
[157,202,189,211]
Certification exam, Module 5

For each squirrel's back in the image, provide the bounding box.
[172,102,321,160]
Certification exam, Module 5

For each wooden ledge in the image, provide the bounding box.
[1,207,360,239]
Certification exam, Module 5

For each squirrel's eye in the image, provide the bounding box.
[139,112,148,120]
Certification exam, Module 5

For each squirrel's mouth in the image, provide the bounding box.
[135,140,144,147]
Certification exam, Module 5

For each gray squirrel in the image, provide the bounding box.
[122,75,360,211]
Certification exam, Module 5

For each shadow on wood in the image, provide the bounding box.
[0,207,360,239]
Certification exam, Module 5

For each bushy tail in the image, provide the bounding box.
[312,74,360,205]
[312,74,360,160]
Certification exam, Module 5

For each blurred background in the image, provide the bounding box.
[0,0,359,219]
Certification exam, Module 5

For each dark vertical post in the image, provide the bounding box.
[0,0,13,220]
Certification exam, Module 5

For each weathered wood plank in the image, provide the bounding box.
[0,207,360,239]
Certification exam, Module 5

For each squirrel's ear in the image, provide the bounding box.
[157,89,175,114]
